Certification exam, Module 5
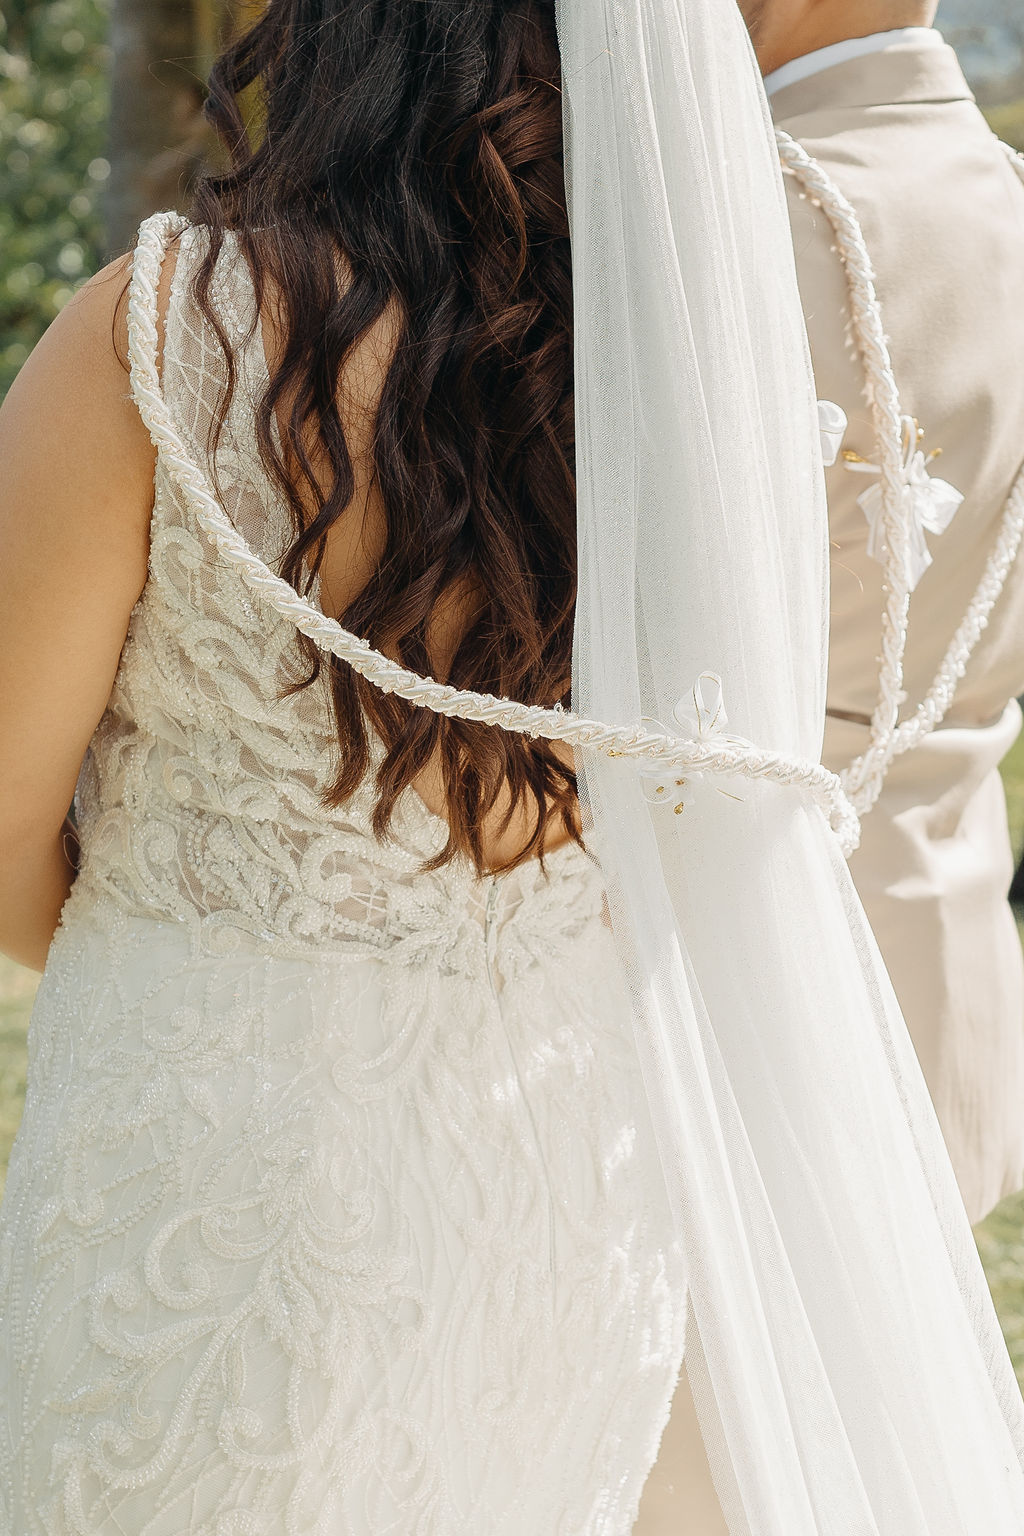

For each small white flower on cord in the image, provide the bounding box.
[641,673,746,815]
[843,415,963,592]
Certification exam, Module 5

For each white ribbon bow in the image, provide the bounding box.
[818,399,848,468]
[641,672,747,814]
[845,415,964,592]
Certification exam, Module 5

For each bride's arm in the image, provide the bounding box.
[0,256,156,971]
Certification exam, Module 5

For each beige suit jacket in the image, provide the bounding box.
[774,41,1024,1222]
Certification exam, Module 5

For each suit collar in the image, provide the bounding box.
[768,41,974,123]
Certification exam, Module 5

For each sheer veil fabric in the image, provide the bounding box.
[559,0,1024,1530]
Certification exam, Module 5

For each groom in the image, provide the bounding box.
[739,0,1024,1225]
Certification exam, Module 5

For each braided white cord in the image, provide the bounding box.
[875,140,1024,760]
[778,129,1024,818]
[889,146,1024,761]
[890,469,1024,760]
[126,211,860,854]
[776,131,913,817]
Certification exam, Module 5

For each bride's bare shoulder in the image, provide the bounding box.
[0,239,179,578]
[0,243,178,872]
[51,230,180,380]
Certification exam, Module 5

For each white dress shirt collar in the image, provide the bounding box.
[763,27,945,100]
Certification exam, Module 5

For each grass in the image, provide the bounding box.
[1001,723,1024,858]
[0,953,36,1202]
[985,99,1024,154]
[973,726,1024,1384]
[3,738,1024,1381]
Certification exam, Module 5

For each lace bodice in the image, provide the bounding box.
[72,225,603,965]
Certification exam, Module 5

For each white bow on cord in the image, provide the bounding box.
[641,674,749,814]
[845,415,964,590]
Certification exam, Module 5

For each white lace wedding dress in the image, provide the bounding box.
[0,226,687,1534]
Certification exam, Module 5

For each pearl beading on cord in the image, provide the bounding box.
[127,211,860,856]
[777,131,1024,819]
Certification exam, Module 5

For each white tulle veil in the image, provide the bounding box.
[558,0,1024,1528]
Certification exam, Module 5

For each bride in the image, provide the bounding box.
[2,0,1024,1530]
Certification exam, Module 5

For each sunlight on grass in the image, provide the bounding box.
[1000,723,1024,859]
[3,734,1024,1382]
[973,725,1024,1387]
[0,955,37,1202]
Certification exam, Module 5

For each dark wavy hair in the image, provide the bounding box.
[189,0,578,873]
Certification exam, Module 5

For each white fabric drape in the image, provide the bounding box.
[559,0,1024,1529]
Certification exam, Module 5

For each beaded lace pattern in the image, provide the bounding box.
[0,223,689,1535]
[777,132,1024,819]
[124,212,859,856]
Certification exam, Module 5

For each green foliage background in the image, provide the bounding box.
[0,0,109,396]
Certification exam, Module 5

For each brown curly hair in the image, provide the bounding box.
[190,0,578,873]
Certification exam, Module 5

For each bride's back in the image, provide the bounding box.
[0,203,687,1536]
[69,217,597,961]
[0,33,694,1512]
[181,0,579,874]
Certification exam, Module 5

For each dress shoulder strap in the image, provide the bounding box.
[127,210,856,850]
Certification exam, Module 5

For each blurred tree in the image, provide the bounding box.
[0,0,110,394]
[105,0,224,256]
[0,1,243,397]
